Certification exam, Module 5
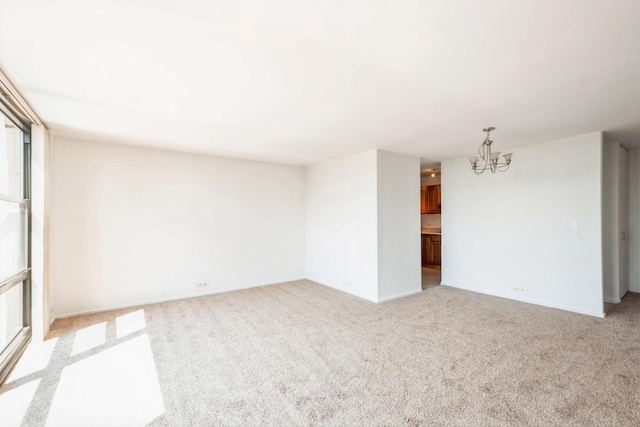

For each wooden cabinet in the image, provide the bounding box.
[421,234,442,266]
[420,187,427,214]
[421,185,441,214]
[429,235,441,265]
[421,235,429,264]
[426,185,441,214]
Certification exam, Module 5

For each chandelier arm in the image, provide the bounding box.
[474,156,489,175]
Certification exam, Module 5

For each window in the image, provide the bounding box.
[0,102,31,384]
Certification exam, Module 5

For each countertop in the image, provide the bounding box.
[421,228,441,235]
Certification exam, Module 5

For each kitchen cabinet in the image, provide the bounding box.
[429,235,441,265]
[420,187,427,214]
[421,235,429,264]
[425,185,441,214]
[422,234,442,266]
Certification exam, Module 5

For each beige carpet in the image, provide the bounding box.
[1,280,640,426]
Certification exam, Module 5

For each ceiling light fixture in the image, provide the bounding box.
[468,127,512,174]
[421,168,440,177]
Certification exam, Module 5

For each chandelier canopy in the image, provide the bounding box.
[468,127,512,175]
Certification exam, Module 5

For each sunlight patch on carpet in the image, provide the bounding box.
[0,378,40,426]
[5,338,58,384]
[45,333,164,427]
[71,322,106,356]
[116,310,146,339]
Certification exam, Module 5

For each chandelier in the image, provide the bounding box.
[468,127,512,174]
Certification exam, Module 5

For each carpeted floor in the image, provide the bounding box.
[1,280,640,426]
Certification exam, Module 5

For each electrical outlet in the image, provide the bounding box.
[196,282,209,288]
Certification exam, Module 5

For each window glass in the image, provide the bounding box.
[0,200,27,281]
[0,283,23,350]
[0,114,23,199]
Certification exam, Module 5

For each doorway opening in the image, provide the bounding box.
[420,165,441,291]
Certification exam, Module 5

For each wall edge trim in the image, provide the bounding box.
[378,289,423,303]
[441,282,605,318]
[306,277,378,303]
[54,277,306,319]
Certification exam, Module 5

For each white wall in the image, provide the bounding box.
[442,133,604,317]
[306,149,421,303]
[420,175,440,187]
[377,151,421,302]
[628,148,640,293]
[420,175,441,228]
[51,138,306,317]
[305,150,379,302]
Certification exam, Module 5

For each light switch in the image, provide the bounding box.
[571,220,578,229]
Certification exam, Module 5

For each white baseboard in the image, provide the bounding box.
[55,277,306,320]
[441,282,605,318]
[604,297,621,304]
[305,278,378,303]
[377,289,423,303]
[300,280,422,303]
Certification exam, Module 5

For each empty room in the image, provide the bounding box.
[1,1,640,425]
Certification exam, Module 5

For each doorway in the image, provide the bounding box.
[420,165,441,290]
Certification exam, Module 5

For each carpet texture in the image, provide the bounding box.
[2,280,640,426]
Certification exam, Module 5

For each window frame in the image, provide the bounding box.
[0,95,32,385]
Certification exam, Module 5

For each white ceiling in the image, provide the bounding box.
[1,0,640,166]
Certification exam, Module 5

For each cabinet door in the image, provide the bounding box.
[421,235,429,265]
[420,187,427,214]
[430,235,442,265]
[426,185,441,214]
